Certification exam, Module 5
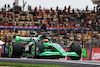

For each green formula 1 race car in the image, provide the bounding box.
[8,32,84,60]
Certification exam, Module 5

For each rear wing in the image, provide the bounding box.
[15,36,37,42]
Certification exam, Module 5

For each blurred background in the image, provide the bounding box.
[0,0,100,48]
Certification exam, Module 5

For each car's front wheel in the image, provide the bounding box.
[69,42,81,60]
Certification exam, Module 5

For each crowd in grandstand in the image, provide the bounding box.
[0,5,100,47]
[0,5,100,32]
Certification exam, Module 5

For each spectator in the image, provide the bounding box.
[41,23,47,32]
[93,6,95,12]
[28,5,31,11]
[68,5,71,14]
[93,34,99,39]
[39,5,41,10]
[50,7,53,11]
[72,9,75,14]
[86,5,88,11]
[96,5,99,12]
[56,6,58,11]
[64,6,66,10]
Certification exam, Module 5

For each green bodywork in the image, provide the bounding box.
[82,48,86,58]
[40,43,79,57]
[15,36,35,42]
[9,45,13,57]
[14,36,83,57]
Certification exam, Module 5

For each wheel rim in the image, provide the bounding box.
[31,45,35,57]
[72,45,74,50]
[9,45,13,57]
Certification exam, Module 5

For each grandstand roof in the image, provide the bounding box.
[91,0,100,4]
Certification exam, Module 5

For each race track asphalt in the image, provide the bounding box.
[0,58,100,67]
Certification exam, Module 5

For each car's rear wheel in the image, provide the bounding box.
[9,42,23,58]
[70,42,81,60]
[31,42,44,58]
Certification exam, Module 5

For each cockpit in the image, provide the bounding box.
[39,32,50,43]
[42,39,49,42]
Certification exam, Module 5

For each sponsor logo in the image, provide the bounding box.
[92,51,100,59]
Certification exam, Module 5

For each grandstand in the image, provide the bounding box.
[0,0,100,48]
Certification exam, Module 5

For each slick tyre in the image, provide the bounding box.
[31,42,44,58]
[9,42,23,58]
[70,43,81,60]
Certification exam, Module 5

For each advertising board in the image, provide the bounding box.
[92,48,100,61]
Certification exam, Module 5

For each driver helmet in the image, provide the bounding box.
[42,39,49,42]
